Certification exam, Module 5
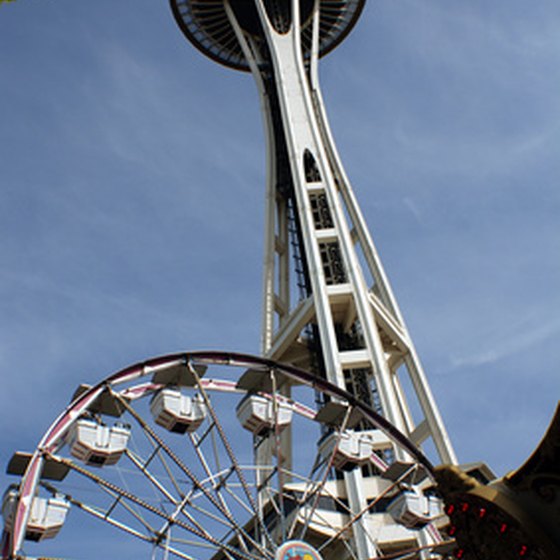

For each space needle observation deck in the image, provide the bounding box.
[170,0,365,71]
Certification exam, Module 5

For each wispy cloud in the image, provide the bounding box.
[326,0,560,186]
[449,315,560,370]
[0,1,559,550]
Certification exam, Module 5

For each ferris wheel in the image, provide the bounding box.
[1,351,452,560]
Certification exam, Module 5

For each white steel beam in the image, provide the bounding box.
[223,0,457,557]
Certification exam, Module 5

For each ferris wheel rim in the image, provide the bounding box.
[6,350,437,560]
[29,350,434,472]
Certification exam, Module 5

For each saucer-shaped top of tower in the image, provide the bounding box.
[170,0,366,71]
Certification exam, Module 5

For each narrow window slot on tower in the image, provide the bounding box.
[309,193,334,229]
[319,241,347,285]
[336,321,366,352]
[303,149,322,182]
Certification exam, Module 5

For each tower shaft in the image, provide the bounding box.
[220,1,457,557]
[170,0,459,556]
[227,0,455,465]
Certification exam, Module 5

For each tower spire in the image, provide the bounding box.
[171,1,457,557]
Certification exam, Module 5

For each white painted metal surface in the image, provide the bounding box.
[387,490,443,528]
[66,418,130,466]
[2,1,458,558]
[150,388,206,433]
[221,1,457,557]
[2,486,69,542]
[236,394,293,435]
[318,430,373,471]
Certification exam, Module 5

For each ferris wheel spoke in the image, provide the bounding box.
[290,464,330,539]
[285,454,330,541]
[124,449,179,506]
[45,455,160,538]
[63,491,156,544]
[114,393,241,516]
[179,496,249,541]
[125,440,226,542]
[159,480,260,559]
[158,499,235,558]
[289,463,349,520]
[41,467,164,547]
[187,431,252,541]
[218,480,278,557]
[189,366,279,551]
[321,500,373,557]
[269,370,291,543]
[295,430,347,542]
[190,366,259,514]
[151,529,234,560]
[182,475,239,521]
[220,483,258,518]
[154,535,238,560]
[316,463,421,556]
[48,454,258,560]
[372,539,456,560]
[3,353,445,560]
[179,446,272,556]
[113,392,273,558]
[122,426,185,500]
[188,432,218,488]
[106,485,159,535]
[158,541,216,560]
[298,496,360,557]
[297,502,361,560]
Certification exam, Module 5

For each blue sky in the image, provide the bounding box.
[1,0,559,539]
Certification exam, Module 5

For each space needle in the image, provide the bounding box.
[170,0,456,558]
[2,2,465,560]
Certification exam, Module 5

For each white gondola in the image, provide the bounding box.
[150,389,206,433]
[2,486,70,542]
[66,418,130,466]
[318,429,375,470]
[387,489,442,528]
[236,394,293,436]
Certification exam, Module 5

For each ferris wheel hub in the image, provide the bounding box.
[275,540,323,560]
